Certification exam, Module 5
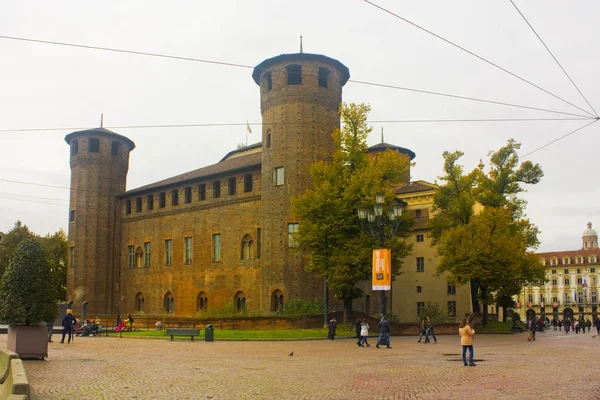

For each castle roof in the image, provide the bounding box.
[122,151,261,196]
[395,180,437,195]
[64,127,136,151]
[368,142,416,160]
[537,249,600,259]
[252,53,350,85]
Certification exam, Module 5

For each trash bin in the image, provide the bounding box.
[205,324,214,342]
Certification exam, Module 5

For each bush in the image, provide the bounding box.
[276,298,325,317]
[0,239,58,325]
[416,301,448,323]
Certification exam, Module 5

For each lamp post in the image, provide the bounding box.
[357,193,405,318]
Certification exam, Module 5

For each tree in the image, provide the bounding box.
[292,103,413,322]
[0,221,35,277]
[40,229,68,301]
[0,238,59,325]
[431,139,544,325]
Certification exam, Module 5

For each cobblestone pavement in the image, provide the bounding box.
[2,329,600,399]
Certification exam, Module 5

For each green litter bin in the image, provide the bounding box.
[205,324,214,342]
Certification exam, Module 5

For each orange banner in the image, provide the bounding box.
[372,249,391,290]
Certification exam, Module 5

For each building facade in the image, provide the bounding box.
[519,223,600,322]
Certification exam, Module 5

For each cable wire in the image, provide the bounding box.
[521,119,599,158]
[0,117,596,133]
[0,191,68,202]
[0,34,592,118]
[508,0,598,117]
[362,0,596,118]
[0,195,67,207]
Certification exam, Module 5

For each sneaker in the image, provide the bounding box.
[366,344,371,347]
[469,363,477,367]
[59,341,64,343]
[463,364,468,366]
[387,347,392,349]
[376,345,380,348]
[417,340,421,343]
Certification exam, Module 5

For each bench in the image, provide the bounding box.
[0,358,32,400]
[0,349,18,385]
[165,328,200,342]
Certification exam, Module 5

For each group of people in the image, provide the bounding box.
[46,310,135,343]
[526,315,600,339]
[350,316,392,348]
[417,316,438,344]
[115,313,135,332]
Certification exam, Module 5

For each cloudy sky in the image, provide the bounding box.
[1,0,598,252]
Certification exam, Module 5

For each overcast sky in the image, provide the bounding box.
[1,0,598,252]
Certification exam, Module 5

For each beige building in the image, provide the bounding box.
[390,180,472,322]
[519,223,600,322]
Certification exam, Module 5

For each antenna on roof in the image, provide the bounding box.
[381,127,384,143]
[100,113,104,128]
[300,35,303,53]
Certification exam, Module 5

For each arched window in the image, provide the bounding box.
[136,247,143,268]
[318,67,331,88]
[234,291,246,313]
[564,258,570,265]
[286,64,302,85]
[241,234,254,260]
[135,292,145,312]
[577,257,582,264]
[551,258,557,266]
[197,292,208,311]
[164,292,175,313]
[271,290,284,312]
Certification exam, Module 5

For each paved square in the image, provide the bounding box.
[3,329,600,399]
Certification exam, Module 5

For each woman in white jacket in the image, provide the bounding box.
[360,319,371,347]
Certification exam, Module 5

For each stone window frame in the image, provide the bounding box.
[184,186,192,204]
[318,67,331,88]
[147,195,154,211]
[447,283,456,295]
[274,167,284,186]
[416,302,425,316]
[416,257,425,272]
[228,177,237,196]
[197,292,208,311]
[135,292,145,312]
[288,223,299,247]
[234,291,247,313]
[127,245,135,268]
[416,234,424,242]
[184,237,193,265]
[135,197,142,213]
[416,286,422,293]
[159,192,166,208]
[143,242,151,267]
[286,64,302,85]
[213,180,221,198]
[244,174,253,193]
[198,184,206,201]
[271,290,284,312]
[212,233,222,262]
[111,141,120,156]
[171,190,179,206]
[164,292,175,313]
[164,239,173,266]
[88,138,100,153]
[447,301,457,317]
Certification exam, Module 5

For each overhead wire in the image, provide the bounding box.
[508,0,598,117]
[0,117,596,133]
[0,191,69,202]
[361,0,596,118]
[0,34,592,119]
[521,119,599,158]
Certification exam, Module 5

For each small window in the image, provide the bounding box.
[552,279,557,286]
[198,184,206,201]
[70,210,76,222]
[135,293,145,312]
[564,258,570,265]
[164,292,175,313]
[415,209,422,218]
[565,278,570,286]
[266,131,271,148]
[165,240,173,266]
[416,286,422,293]
[235,292,247,313]
[288,223,299,247]
[286,64,302,85]
[447,283,456,295]
[159,192,166,208]
[577,268,581,274]
[263,71,272,91]
[577,257,582,264]
[143,242,151,267]
[88,138,100,153]
[578,277,583,284]
[551,269,556,274]
[244,174,253,192]
[551,259,557,266]
[417,302,425,316]
[318,67,330,88]
[197,293,208,311]
[416,234,424,242]
[527,294,533,304]
[257,228,262,259]
[111,141,120,156]
[212,234,221,262]
[241,234,253,260]
[274,167,284,186]
[147,195,154,210]
[125,200,132,215]
[564,269,569,275]
[213,181,221,198]
[69,247,74,267]
[128,245,135,268]
[171,190,179,206]
[228,177,237,196]
[591,268,596,273]
[71,140,78,155]
[136,197,142,213]
[448,301,457,317]
[416,257,425,272]
[184,237,193,264]
[184,187,192,204]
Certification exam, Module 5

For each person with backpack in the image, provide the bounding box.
[376,315,391,349]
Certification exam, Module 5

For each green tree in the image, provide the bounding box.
[431,140,544,325]
[0,238,59,325]
[40,229,68,301]
[293,103,413,322]
[0,221,35,277]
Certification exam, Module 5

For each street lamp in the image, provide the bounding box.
[357,193,406,317]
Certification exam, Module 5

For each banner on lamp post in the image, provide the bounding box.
[372,249,391,290]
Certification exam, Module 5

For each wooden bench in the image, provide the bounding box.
[165,328,200,342]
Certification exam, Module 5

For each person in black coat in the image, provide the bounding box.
[60,309,76,343]
[327,318,337,340]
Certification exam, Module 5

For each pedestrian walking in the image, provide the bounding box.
[360,319,371,347]
[595,317,600,335]
[45,320,54,342]
[424,316,438,344]
[586,318,592,333]
[354,318,362,347]
[417,318,426,343]
[60,309,76,343]
[376,315,391,349]
[327,317,337,340]
[459,317,476,366]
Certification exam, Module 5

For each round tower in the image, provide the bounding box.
[64,128,135,315]
[253,53,350,310]
[582,222,598,249]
